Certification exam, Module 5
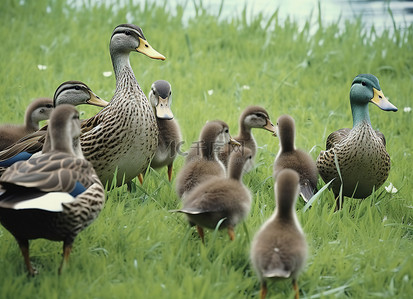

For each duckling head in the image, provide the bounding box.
[241,106,276,134]
[149,80,174,120]
[53,81,108,108]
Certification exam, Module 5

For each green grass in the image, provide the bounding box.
[0,0,412,298]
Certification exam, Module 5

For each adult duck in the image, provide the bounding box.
[0,105,105,275]
[80,24,165,187]
[316,74,397,208]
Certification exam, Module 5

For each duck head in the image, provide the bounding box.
[53,81,108,108]
[149,80,174,120]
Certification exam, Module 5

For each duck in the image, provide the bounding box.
[316,74,397,209]
[273,114,318,202]
[0,98,54,150]
[138,80,182,183]
[175,120,238,199]
[80,24,166,187]
[0,104,105,275]
[218,106,276,171]
[0,81,108,169]
[250,168,307,299]
[175,148,253,243]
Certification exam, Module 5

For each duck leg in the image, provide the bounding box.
[196,225,205,244]
[228,226,235,241]
[259,281,268,299]
[138,173,144,185]
[292,278,299,299]
[58,241,73,275]
[167,163,173,182]
[17,239,37,276]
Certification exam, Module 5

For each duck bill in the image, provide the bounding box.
[137,37,166,60]
[87,92,109,107]
[370,88,398,112]
[156,97,174,120]
[263,118,277,136]
[229,136,241,146]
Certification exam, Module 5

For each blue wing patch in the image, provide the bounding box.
[0,152,33,167]
[70,181,87,197]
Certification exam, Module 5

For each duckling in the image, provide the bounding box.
[316,74,397,208]
[218,106,276,171]
[273,114,318,202]
[0,104,105,275]
[138,80,182,183]
[175,120,238,199]
[0,98,54,150]
[0,81,108,170]
[251,169,308,299]
[176,148,253,243]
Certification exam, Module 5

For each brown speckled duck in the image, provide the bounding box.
[0,98,54,150]
[218,106,276,172]
[175,120,238,199]
[138,80,182,183]
[273,114,318,202]
[251,169,307,299]
[176,148,253,243]
[316,74,397,209]
[0,105,105,275]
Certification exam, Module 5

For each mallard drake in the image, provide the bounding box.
[218,106,276,171]
[175,120,238,199]
[316,74,397,208]
[138,80,182,183]
[251,169,307,299]
[273,114,318,202]
[175,148,252,243]
[0,104,105,275]
[0,98,54,150]
[80,24,165,187]
[0,81,108,169]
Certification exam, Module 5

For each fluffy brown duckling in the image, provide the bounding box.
[0,98,54,150]
[273,114,318,202]
[175,120,238,198]
[138,80,182,183]
[218,106,276,171]
[176,148,253,243]
[251,168,308,299]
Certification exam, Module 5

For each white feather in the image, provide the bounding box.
[13,192,75,212]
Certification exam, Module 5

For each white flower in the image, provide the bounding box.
[37,64,47,70]
[385,182,398,193]
[103,71,112,77]
[207,89,214,95]
[242,85,250,90]
[403,107,411,113]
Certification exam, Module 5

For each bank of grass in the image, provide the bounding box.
[0,0,412,298]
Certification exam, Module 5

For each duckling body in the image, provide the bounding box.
[273,115,318,202]
[218,106,276,172]
[251,169,307,299]
[0,81,107,170]
[80,24,165,186]
[0,98,54,150]
[146,80,181,181]
[177,148,252,243]
[175,120,235,198]
[0,105,105,275]
[316,74,397,204]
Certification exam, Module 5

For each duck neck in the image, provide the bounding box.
[239,120,252,141]
[228,157,244,181]
[351,103,371,128]
[280,129,295,152]
[111,51,137,90]
[25,111,39,132]
[50,130,75,155]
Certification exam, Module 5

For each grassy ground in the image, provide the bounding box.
[0,0,412,298]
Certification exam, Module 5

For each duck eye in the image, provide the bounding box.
[46,104,53,108]
[225,129,229,133]
[362,82,366,86]
[125,30,131,36]
[74,86,80,90]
